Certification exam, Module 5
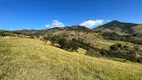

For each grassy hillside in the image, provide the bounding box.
[132,25,142,35]
[51,30,142,50]
[0,38,142,80]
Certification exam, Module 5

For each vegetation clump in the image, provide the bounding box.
[47,35,79,51]
[0,31,6,37]
[101,32,142,45]
[86,43,142,63]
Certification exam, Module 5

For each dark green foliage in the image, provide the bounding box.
[110,43,122,50]
[50,36,91,52]
[71,38,91,50]
[86,47,102,57]
[85,43,142,63]
[133,46,140,51]
[109,44,137,61]
[58,38,67,49]
[66,40,79,51]
[50,36,79,52]
[102,32,121,40]
[130,38,142,45]
[0,31,6,37]
[101,32,142,45]
[50,35,61,45]
[0,30,15,37]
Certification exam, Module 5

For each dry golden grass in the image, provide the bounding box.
[0,38,142,80]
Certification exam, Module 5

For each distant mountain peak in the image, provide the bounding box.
[93,20,139,34]
[111,20,120,23]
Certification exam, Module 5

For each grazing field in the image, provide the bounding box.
[0,38,142,80]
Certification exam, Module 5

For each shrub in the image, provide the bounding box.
[30,36,35,39]
[66,40,79,51]
[86,47,102,57]
[58,38,67,49]
[110,44,122,51]
[0,31,6,37]
[50,35,61,45]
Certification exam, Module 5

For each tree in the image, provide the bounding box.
[50,35,61,45]
[67,40,79,51]
[58,38,67,49]
[0,31,6,37]
[43,35,50,45]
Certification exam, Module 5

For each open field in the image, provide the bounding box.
[0,38,142,80]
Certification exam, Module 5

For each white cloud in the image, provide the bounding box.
[106,20,110,22]
[52,20,64,27]
[45,20,64,28]
[80,20,104,28]
[45,24,50,28]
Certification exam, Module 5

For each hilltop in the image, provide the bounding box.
[93,20,142,36]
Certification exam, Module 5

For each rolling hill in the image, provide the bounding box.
[0,38,142,80]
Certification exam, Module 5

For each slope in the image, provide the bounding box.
[0,38,142,80]
[93,20,138,35]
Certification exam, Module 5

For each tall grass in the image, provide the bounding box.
[0,38,142,80]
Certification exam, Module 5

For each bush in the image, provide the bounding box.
[50,35,61,45]
[86,47,102,57]
[66,40,79,51]
[102,32,121,40]
[110,44,122,51]
[0,31,6,37]
[30,36,35,39]
[58,38,67,49]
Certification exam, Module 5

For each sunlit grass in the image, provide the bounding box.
[0,38,142,80]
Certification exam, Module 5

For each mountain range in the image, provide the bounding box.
[10,20,142,36]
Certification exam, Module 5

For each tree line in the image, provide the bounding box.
[101,32,142,45]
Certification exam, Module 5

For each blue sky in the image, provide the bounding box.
[0,0,142,30]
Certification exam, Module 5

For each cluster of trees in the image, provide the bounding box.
[51,36,79,51]
[45,35,79,52]
[42,35,93,52]
[86,43,142,63]
[0,31,15,37]
[101,32,142,45]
